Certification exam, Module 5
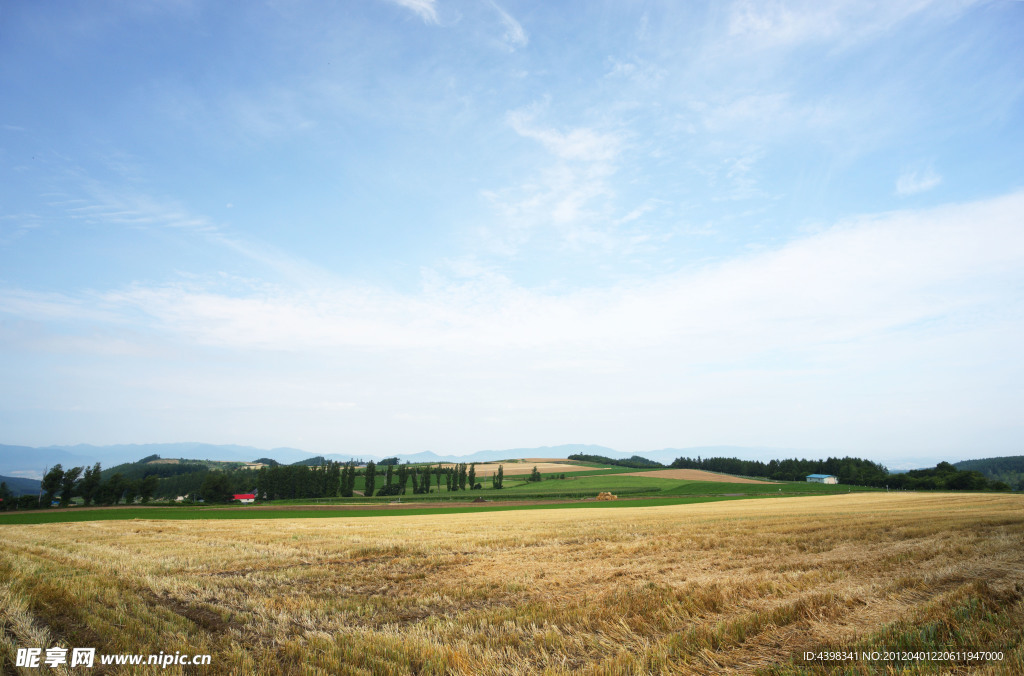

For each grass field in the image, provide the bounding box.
[0,476,880,524]
[2,493,1022,674]
[0,494,749,525]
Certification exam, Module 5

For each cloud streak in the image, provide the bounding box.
[896,167,942,196]
[3,191,1022,455]
[383,0,439,24]
[7,191,1021,357]
[489,1,528,49]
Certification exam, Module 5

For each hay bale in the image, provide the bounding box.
[596,492,618,501]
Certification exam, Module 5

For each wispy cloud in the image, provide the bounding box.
[0,213,43,246]
[488,0,528,50]
[7,191,1021,356]
[505,108,621,163]
[64,192,217,232]
[55,174,339,288]
[896,167,942,196]
[726,0,985,51]
[383,0,439,24]
[472,105,633,255]
[4,192,1022,453]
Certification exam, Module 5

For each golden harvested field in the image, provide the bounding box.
[619,469,771,484]
[439,461,599,476]
[2,493,1023,675]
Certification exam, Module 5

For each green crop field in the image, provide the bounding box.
[0,495,759,525]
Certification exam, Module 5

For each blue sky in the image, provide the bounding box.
[1,0,1022,466]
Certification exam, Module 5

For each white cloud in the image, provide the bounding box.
[4,191,1022,454]
[7,191,1022,357]
[383,0,439,24]
[476,107,629,254]
[726,0,984,50]
[505,108,621,163]
[896,167,942,195]
[489,0,528,49]
[56,172,220,235]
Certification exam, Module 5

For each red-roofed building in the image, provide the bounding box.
[233,493,256,504]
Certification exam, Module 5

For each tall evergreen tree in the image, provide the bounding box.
[102,473,128,505]
[495,464,504,489]
[385,463,394,487]
[59,466,83,507]
[139,474,158,504]
[468,463,476,489]
[398,463,409,494]
[200,472,233,503]
[326,462,340,497]
[79,463,102,505]
[364,461,376,497]
[346,462,356,496]
[123,479,139,505]
[41,465,65,507]
[339,464,349,497]
[256,467,269,500]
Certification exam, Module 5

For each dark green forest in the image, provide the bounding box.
[955,455,1024,491]
[568,454,664,468]
[670,455,1010,491]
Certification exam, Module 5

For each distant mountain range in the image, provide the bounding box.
[0,442,628,477]
[0,474,42,497]
[0,441,963,479]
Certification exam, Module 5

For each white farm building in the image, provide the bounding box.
[806,474,838,484]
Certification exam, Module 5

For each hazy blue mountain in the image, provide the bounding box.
[0,442,629,475]
[45,443,318,466]
[0,474,42,497]
[382,444,625,464]
[2,441,955,477]
[643,446,948,470]
[640,446,833,465]
[0,445,97,479]
[0,443,322,478]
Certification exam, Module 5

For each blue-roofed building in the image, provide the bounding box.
[806,474,838,484]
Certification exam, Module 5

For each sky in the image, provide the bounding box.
[1,0,1022,467]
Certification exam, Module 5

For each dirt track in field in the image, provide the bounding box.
[620,468,771,483]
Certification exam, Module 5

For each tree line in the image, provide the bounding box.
[0,459,522,510]
[568,453,664,468]
[0,463,162,510]
[954,456,1024,491]
[669,455,1010,491]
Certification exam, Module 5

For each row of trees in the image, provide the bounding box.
[251,461,510,500]
[887,462,1010,491]
[954,456,1024,491]
[254,462,344,501]
[669,455,1010,491]
[568,453,664,468]
[0,463,163,510]
[3,459,533,510]
[374,463,493,496]
[670,455,891,485]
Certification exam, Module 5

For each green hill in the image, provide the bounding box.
[955,456,1024,491]
[0,475,41,497]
